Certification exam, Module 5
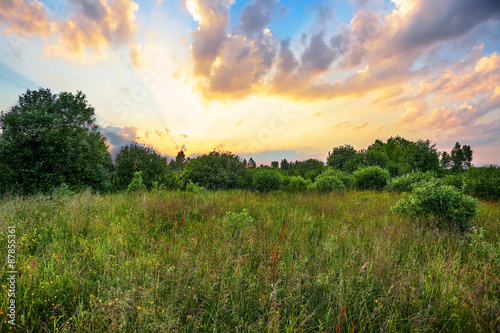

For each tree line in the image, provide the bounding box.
[1,89,498,200]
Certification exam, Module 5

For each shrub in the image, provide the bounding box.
[391,179,480,231]
[386,171,436,193]
[443,173,465,191]
[221,209,254,235]
[186,180,204,193]
[462,166,500,201]
[320,168,355,189]
[127,171,146,192]
[285,176,311,192]
[313,172,345,193]
[252,169,283,192]
[353,166,390,191]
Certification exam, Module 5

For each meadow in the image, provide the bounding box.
[1,190,499,332]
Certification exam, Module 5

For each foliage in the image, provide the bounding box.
[353,166,390,191]
[461,166,500,201]
[252,168,283,192]
[127,171,146,192]
[287,158,325,178]
[313,171,346,193]
[327,144,359,171]
[451,142,473,173]
[0,88,113,194]
[283,176,311,192]
[186,180,205,193]
[182,151,245,190]
[220,208,254,235]
[385,171,436,193]
[115,142,172,190]
[392,179,480,231]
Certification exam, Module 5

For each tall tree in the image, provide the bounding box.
[0,88,113,194]
[271,161,279,168]
[327,144,358,171]
[280,159,289,170]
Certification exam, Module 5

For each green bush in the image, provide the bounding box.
[127,171,146,192]
[285,176,311,192]
[313,172,345,193]
[391,179,480,231]
[443,173,465,191]
[386,171,436,193]
[353,166,390,191]
[321,168,355,189]
[252,169,283,192]
[221,209,254,235]
[186,180,204,193]
[462,166,500,201]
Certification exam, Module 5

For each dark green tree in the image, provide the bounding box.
[451,142,473,173]
[114,142,172,190]
[271,161,279,168]
[441,151,452,169]
[280,159,289,170]
[0,88,113,194]
[247,157,256,168]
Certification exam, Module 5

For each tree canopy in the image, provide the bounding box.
[0,88,112,194]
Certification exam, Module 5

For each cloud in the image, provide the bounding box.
[300,31,336,75]
[99,125,138,156]
[239,0,278,37]
[129,44,144,68]
[1,0,139,63]
[47,0,139,60]
[0,0,52,36]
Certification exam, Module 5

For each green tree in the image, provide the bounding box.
[280,159,289,170]
[114,142,172,190]
[0,88,113,194]
[451,142,473,173]
[271,161,279,168]
[441,151,452,169]
[181,151,245,190]
[248,157,256,168]
[327,144,358,171]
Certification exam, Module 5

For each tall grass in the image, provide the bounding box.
[1,190,499,332]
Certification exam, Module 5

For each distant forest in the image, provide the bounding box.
[1,89,499,200]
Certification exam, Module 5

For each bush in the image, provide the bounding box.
[391,179,480,231]
[186,180,204,193]
[252,169,283,192]
[462,166,500,201]
[353,166,390,191]
[313,172,345,193]
[284,176,311,192]
[127,171,146,192]
[320,168,355,189]
[221,209,254,235]
[386,171,436,193]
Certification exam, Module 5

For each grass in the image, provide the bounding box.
[1,190,499,332]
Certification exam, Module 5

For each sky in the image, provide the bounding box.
[0,0,499,166]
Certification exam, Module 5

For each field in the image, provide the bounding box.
[1,190,499,332]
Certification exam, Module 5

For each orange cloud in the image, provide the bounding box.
[0,0,52,36]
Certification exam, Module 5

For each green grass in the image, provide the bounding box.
[1,190,499,332]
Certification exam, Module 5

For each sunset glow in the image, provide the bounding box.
[1,0,499,164]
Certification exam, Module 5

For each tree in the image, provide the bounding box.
[280,159,289,170]
[441,151,452,169]
[271,161,279,168]
[181,151,245,190]
[247,157,256,168]
[327,144,358,171]
[0,88,113,194]
[115,142,172,190]
[451,142,473,173]
[173,151,186,171]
